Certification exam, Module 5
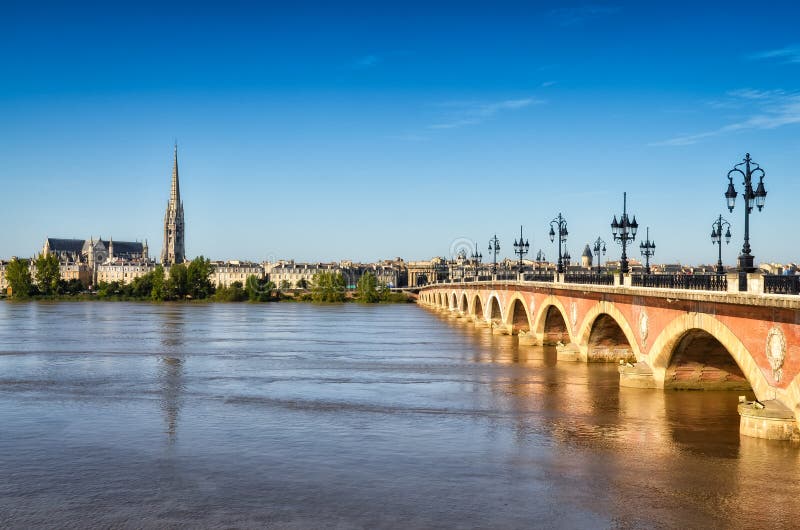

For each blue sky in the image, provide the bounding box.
[2,1,799,265]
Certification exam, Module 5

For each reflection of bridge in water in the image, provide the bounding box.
[419,275,800,441]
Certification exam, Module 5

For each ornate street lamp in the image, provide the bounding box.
[549,213,568,273]
[611,192,638,277]
[535,249,546,273]
[711,214,732,274]
[593,237,607,273]
[513,225,530,270]
[639,226,655,275]
[488,235,500,274]
[725,153,766,272]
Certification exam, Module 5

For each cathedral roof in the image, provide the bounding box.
[105,241,145,255]
[46,238,85,253]
[582,244,593,258]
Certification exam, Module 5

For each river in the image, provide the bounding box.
[0,302,797,529]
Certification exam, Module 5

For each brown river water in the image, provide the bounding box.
[0,302,798,529]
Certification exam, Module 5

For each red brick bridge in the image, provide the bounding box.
[419,279,800,440]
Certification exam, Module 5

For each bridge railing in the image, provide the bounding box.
[522,272,555,282]
[563,272,614,286]
[631,273,727,291]
[764,275,800,295]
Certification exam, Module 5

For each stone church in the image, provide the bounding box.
[41,144,187,286]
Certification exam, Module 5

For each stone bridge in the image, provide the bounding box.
[419,280,800,441]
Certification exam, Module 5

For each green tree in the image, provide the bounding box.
[130,270,154,298]
[5,258,34,298]
[356,271,380,303]
[59,278,84,295]
[167,263,189,299]
[151,265,167,301]
[245,275,275,302]
[295,278,309,290]
[187,256,214,299]
[214,281,247,302]
[311,271,346,303]
[279,279,291,291]
[34,253,60,296]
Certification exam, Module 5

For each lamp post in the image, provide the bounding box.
[611,192,638,278]
[488,235,500,274]
[535,249,546,273]
[549,213,568,273]
[593,237,607,273]
[725,153,766,272]
[639,226,655,275]
[711,214,732,274]
[513,225,530,270]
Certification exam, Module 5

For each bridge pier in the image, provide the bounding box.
[738,400,800,441]
[556,343,583,362]
[618,361,656,389]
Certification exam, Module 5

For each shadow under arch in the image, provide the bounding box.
[471,294,484,320]
[575,302,640,363]
[503,294,532,334]
[487,294,503,324]
[649,313,769,398]
[532,296,574,346]
[450,292,457,310]
[459,293,468,313]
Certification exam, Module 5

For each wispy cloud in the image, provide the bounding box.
[650,89,800,146]
[352,54,381,69]
[386,133,430,142]
[540,81,557,88]
[548,5,620,27]
[428,97,544,130]
[747,45,800,64]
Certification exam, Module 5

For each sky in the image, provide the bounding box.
[2,1,800,266]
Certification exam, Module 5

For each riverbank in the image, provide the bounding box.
[0,290,414,304]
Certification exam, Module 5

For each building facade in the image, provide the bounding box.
[210,261,265,288]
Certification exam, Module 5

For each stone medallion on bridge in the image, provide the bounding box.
[766,326,786,383]
[570,302,578,330]
[639,310,649,347]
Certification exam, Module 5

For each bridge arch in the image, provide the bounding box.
[576,302,640,362]
[486,294,503,324]
[533,296,574,345]
[504,294,533,334]
[459,293,468,313]
[649,313,770,399]
[471,294,484,320]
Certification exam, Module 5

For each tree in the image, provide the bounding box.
[151,265,167,301]
[214,281,247,302]
[356,271,380,303]
[5,258,33,298]
[187,256,214,299]
[130,271,154,299]
[279,279,291,291]
[34,253,60,296]
[296,278,309,290]
[311,271,346,303]
[167,263,189,299]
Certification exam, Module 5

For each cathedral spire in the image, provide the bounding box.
[171,142,181,205]
[161,143,186,265]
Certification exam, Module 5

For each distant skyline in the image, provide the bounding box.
[2,1,800,265]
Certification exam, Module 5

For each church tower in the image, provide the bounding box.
[161,144,185,265]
